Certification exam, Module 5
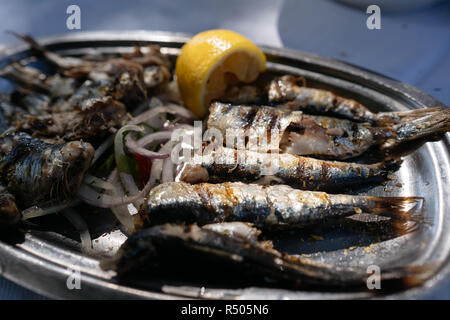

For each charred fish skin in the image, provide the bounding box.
[208,102,450,160]
[208,102,376,159]
[0,184,20,226]
[268,75,377,123]
[224,75,450,133]
[142,182,423,230]
[101,223,348,286]
[177,146,401,191]
[13,96,127,140]
[102,223,428,291]
[0,131,94,208]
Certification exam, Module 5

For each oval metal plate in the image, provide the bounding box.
[0,31,448,299]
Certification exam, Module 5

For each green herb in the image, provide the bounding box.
[117,154,134,174]
[141,122,160,132]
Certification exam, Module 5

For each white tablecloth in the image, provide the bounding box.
[0,0,449,299]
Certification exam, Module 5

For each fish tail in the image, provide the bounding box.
[380,108,450,150]
[7,31,46,52]
[357,196,426,234]
[377,158,402,173]
[374,107,443,126]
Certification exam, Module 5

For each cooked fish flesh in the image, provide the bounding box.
[203,222,262,242]
[208,102,450,159]
[176,146,400,191]
[140,181,423,230]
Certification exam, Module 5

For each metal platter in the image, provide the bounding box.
[0,31,448,299]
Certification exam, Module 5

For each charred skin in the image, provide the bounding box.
[13,33,180,106]
[208,102,450,160]
[13,97,127,140]
[225,75,450,131]
[102,223,430,291]
[208,102,378,159]
[0,184,20,226]
[268,75,377,123]
[121,45,172,89]
[0,131,94,209]
[141,182,423,230]
[177,146,400,191]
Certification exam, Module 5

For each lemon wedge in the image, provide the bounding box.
[175,29,266,117]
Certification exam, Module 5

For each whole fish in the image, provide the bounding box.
[224,75,445,126]
[58,59,147,109]
[176,146,400,191]
[0,131,94,211]
[140,181,423,231]
[13,96,128,140]
[101,223,430,291]
[208,102,450,159]
[0,63,50,94]
[12,33,171,99]
[267,75,383,123]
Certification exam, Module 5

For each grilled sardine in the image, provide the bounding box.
[140,181,423,231]
[208,102,450,159]
[176,146,400,191]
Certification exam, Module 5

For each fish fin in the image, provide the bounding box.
[375,107,443,126]
[379,157,402,173]
[381,108,450,150]
[7,31,46,52]
[362,196,426,229]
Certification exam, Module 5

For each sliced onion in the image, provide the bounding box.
[129,104,197,126]
[135,131,173,148]
[125,133,170,159]
[92,135,114,165]
[114,124,144,166]
[77,183,143,208]
[162,157,174,183]
[62,208,92,254]
[161,123,194,132]
[77,168,153,210]
[114,125,145,198]
[165,103,198,120]
[83,174,115,191]
[107,169,136,233]
[120,172,140,196]
[149,140,174,187]
[21,200,78,220]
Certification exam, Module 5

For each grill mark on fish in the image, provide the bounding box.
[176,147,400,192]
[242,107,258,130]
[208,102,449,160]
